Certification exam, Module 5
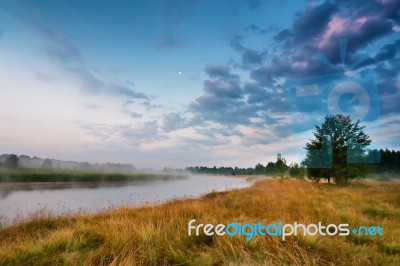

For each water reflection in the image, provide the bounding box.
[0,175,251,226]
[0,177,186,199]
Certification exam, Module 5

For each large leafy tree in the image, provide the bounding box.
[302,114,371,185]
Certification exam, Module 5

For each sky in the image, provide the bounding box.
[0,0,399,169]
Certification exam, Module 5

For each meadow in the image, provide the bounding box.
[0,179,399,265]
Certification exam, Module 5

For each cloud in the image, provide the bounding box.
[187,64,291,144]
[230,34,245,52]
[43,32,85,68]
[381,90,400,114]
[195,126,244,138]
[292,1,338,44]
[265,0,398,64]
[2,0,399,158]
[244,82,288,113]
[273,29,292,42]
[250,56,302,86]
[180,136,230,147]
[229,34,267,69]
[351,39,400,68]
[204,64,236,79]
[140,100,163,111]
[32,70,55,84]
[320,17,393,57]
[202,64,242,99]
[107,85,150,100]
[364,113,400,148]
[190,95,250,125]
[240,124,292,145]
[374,56,400,114]
[1,1,151,102]
[161,112,189,132]
[81,121,163,147]
[203,79,242,99]
[242,48,267,66]
[245,24,279,35]
[248,0,400,118]
[67,67,150,101]
[190,0,400,144]
[129,112,142,118]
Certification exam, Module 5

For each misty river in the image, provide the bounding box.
[0,174,252,227]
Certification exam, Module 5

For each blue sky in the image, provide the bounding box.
[0,0,399,169]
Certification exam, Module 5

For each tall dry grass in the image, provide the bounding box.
[0,179,399,265]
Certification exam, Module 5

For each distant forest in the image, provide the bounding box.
[185,149,400,176]
[0,154,136,173]
[1,149,399,177]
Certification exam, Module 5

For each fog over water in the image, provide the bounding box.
[0,174,252,227]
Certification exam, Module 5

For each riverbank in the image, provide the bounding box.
[0,174,261,188]
[0,179,399,265]
[0,181,162,188]
[0,169,186,183]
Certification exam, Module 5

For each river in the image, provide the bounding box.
[0,174,253,227]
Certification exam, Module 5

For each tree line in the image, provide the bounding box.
[185,149,399,177]
[2,115,399,186]
[185,153,291,176]
[187,115,400,185]
[0,154,136,173]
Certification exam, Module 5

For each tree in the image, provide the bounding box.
[254,163,265,175]
[265,162,275,175]
[302,114,371,185]
[274,153,288,180]
[289,163,305,180]
[41,158,53,169]
[4,154,19,169]
[78,162,91,171]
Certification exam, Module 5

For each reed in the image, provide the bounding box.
[0,179,399,265]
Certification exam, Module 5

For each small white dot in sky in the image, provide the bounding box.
[178,71,182,75]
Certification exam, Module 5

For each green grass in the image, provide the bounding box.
[0,179,399,265]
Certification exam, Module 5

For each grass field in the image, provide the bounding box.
[0,179,399,265]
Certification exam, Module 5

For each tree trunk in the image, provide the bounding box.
[327,177,331,184]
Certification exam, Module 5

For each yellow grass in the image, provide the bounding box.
[0,179,399,265]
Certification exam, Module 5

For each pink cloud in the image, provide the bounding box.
[318,16,370,49]
[245,128,256,136]
[318,16,346,49]
[356,16,367,25]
